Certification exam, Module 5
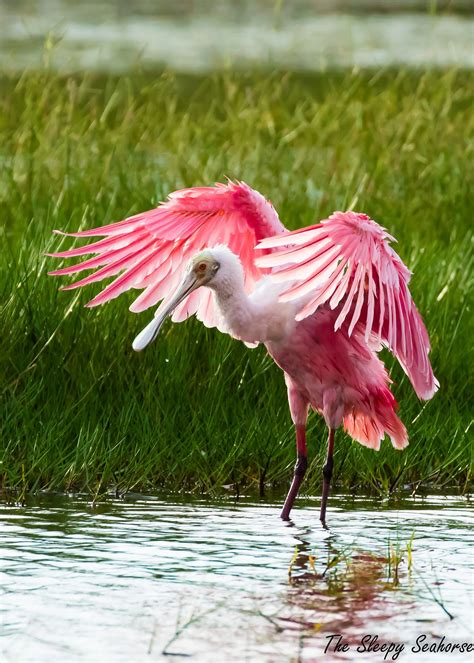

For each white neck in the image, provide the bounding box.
[211,271,261,344]
[209,264,295,345]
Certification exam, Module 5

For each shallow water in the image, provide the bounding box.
[1,1,473,72]
[1,493,472,662]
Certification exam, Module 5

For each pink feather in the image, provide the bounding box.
[257,210,438,400]
[49,181,285,328]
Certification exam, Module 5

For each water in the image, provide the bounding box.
[1,1,473,72]
[1,493,472,662]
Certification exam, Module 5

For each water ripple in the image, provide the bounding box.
[0,494,472,662]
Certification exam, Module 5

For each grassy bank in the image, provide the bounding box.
[1,68,472,498]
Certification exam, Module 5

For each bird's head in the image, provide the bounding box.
[188,249,221,285]
[132,245,241,351]
[190,245,244,290]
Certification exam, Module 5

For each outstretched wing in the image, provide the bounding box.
[48,181,285,329]
[256,211,438,400]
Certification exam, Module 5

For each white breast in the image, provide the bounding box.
[247,277,297,343]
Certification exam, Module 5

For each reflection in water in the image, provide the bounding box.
[283,523,413,651]
[0,494,472,662]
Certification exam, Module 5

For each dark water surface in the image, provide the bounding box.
[1,494,472,662]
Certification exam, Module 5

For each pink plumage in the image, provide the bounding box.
[48,181,438,522]
[48,181,284,328]
[256,210,438,400]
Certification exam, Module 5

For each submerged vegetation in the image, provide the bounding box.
[1,67,472,496]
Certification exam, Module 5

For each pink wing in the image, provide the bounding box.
[256,211,438,400]
[48,181,285,329]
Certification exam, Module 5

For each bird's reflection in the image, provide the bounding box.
[278,518,411,640]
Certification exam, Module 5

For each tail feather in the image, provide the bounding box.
[343,386,408,451]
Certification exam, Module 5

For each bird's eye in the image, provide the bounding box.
[198,262,207,272]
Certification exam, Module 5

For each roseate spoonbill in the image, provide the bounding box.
[48,181,438,523]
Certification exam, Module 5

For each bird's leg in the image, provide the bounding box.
[280,424,307,521]
[319,428,335,524]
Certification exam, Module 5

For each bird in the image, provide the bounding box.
[48,180,438,524]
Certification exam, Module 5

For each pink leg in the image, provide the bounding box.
[280,424,307,521]
[319,428,335,524]
[281,379,309,521]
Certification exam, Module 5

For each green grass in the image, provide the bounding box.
[1,67,472,498]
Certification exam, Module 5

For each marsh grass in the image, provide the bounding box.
[1,67,472,496]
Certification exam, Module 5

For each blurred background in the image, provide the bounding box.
[1,0,473,72]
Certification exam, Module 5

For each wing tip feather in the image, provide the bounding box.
[416,376,439,401]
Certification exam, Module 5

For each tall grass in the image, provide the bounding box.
[1,68,472,497]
